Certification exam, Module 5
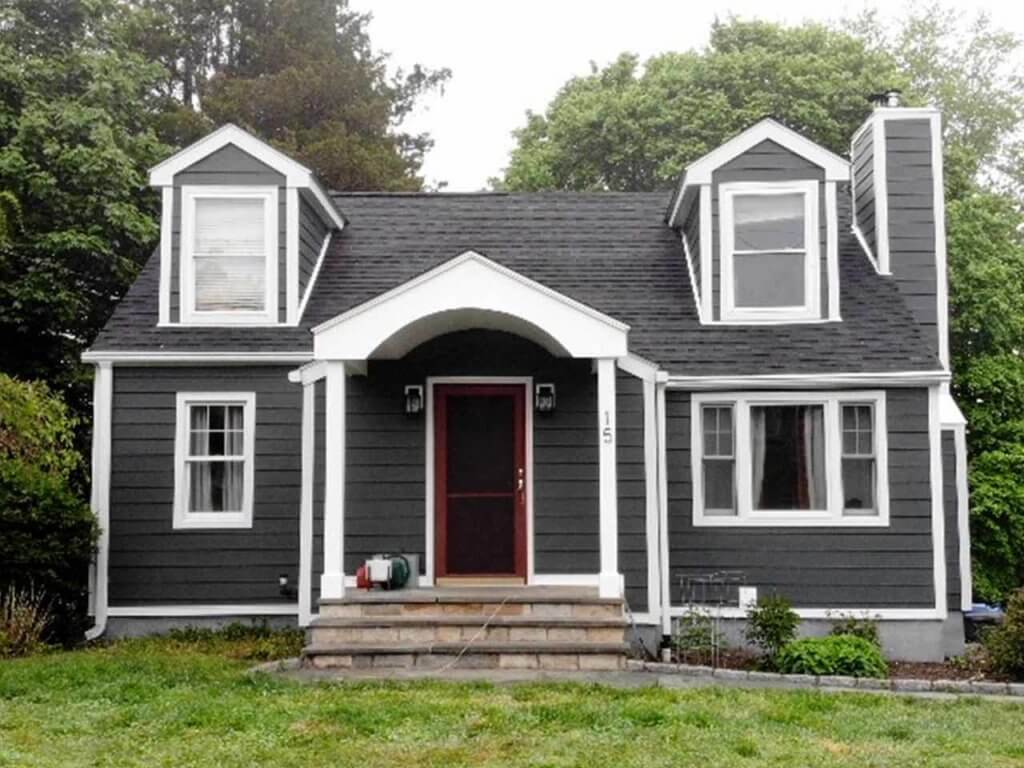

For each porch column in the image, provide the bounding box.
[321,361,347,599]
[596,357,621,598]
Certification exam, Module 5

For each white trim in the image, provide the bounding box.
[642,375,662,620]
[825,181,840,320]
[851,225,881,272]
[424,376,534,587]
[297,231,332,322]
[680,230,704,323]
[616,353,659,382]
[672,118,849,215]
[667,606,947,621]
[872,118,891,275]
[690,390,890,527]
[928,386,948,617]
[699,185,712,320]
[179,185,280,325]
[321,362,347,599]
[666,370,948,390]
[952,423,972,611]
[312,251,629,361]
[288,360,329,386]
[532,574,600,587]
[930,111,950,369]
[172,392,256,529]
[85,362,113,640]
[148,123,344,230]
[108,604,299,618]
[81,351,311,364]
[597,358,621,598]
[158,187,172,324]
[286,188,299,325]
[656,380,671,635]
[719,180,821,323]
[298,382,315,626]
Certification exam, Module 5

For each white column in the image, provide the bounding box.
[321,361,347,599]
[85,362,113,640]
[298,381,315,623]
[596,357,621,598]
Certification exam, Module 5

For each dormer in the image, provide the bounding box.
[667,119,849,324]
[149,125,344,327]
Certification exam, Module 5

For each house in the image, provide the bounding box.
[82,99,970,666]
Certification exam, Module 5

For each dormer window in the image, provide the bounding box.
[180,186,279,324]
[720,180,820,322]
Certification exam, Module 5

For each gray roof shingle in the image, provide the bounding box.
[91,189,940,375]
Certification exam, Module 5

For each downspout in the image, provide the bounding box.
[85,361,112,640]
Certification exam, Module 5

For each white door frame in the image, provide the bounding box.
[424,376,534,586]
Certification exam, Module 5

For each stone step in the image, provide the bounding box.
[302,641,630,671]
[310,621,626,645]
[319,599,623,620]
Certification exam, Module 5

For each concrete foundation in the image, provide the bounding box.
[104,615,299,639]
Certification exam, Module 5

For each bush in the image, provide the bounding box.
[777,635,889,678]
[0,375,97,645]
[828,611,881,647]
[984,588,1024,680]
[745,594,799,667]
[0,587,52,657]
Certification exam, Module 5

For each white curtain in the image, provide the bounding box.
[189,406,214,512]
[189,404,245,513]
[223,406,244,512]
[750,407,766,508]
[803,406,827,509]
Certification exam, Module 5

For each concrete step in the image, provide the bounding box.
[302,641,630,671]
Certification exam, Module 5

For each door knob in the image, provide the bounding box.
[517,467,524,492]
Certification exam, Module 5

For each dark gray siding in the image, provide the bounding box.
[682,195,701,307]
[298,190,331,301]
[664,388,936,608]
[885,119,938,354]
[710,140,829,320]
[108,366,301,605]
[942,431,961,609]
[617,372,648,611]
[170,145,288,323]
[852,128,877,255]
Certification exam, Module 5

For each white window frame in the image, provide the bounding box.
[173,392,256,529]
[720,180,821,323]
[180,185,279,325]
[691,391,889,527]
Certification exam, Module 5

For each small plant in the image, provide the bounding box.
[983,588,1024,680]
[827,610,881,647]
[0,587,51,657]
[164,620,305,661]
[745,594,799,668]
[672,607,727,666]
[776,635,888,678]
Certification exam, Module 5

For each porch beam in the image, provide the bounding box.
[321,361,347,599]
[596,357,622,599]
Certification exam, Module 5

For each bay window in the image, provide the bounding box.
[692,392,888,526]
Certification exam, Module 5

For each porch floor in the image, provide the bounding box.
[318,585,610,605]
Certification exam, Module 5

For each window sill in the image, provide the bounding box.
[173,513,253,530]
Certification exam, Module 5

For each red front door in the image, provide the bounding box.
[434,384,526,579]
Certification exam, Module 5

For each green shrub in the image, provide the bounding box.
[0,375,97,645]
[984,588,1024,680]
[828,611,881,647]
[0,587,52,657]
[745,594,799,667]
[777,635,888,678]
[672,608,727,665]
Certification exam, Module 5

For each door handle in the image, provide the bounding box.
[516,467,525,492]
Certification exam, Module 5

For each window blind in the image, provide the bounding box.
[193,197,267,312]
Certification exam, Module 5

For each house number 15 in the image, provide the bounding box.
[602,411,613,444]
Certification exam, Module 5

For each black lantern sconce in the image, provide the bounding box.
[534,383,556,413]
[404,385,424,416]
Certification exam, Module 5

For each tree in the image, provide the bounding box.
[0,0,171,412]
[501,20,904,191]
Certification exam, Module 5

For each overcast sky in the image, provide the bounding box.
[351,1,1024,191]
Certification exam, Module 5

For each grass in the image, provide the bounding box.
[1,630,1023,767]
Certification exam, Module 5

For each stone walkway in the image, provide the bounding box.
[253,658,1024,702]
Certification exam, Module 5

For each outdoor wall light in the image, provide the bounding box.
[404,385,424,416]
[535,383,556,413]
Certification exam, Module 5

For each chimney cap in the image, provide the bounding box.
[870,89,903,108]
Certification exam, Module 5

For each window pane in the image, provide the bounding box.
[734,193,805,251]
[751,404,826,510]
[842,404,874,456]
[193,197,266,312]
[189,460,244,513]
[704,459,735,514]
[843,457,876,513]
[734,252,806,307]
[702,405,733,457]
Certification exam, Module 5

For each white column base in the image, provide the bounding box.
[598,570,623,599]
[320,571,346,600]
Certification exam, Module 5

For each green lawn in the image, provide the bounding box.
[1,637,1023,767]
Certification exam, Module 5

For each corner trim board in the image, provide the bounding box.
[158,187,172,324]
[286,187,299,325]
[85,362,113,640]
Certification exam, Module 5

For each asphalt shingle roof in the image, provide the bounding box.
[91,189,941,376]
